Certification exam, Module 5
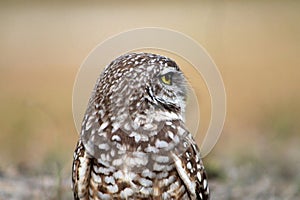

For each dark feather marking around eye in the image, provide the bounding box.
[146,86,180,112]
[155,97,180,113]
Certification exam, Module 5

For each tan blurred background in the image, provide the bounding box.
[0,0,299,199]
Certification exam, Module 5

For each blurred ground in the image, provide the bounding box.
[0,0,299,199]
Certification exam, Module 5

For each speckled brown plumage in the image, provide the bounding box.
[72,53,210,200]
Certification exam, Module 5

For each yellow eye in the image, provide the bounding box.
[160,73,173,85]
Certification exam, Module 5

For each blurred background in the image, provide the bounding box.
[0,0,299,199]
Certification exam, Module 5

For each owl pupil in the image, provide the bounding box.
[165,74,170,81]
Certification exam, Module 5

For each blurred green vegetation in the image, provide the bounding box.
[260,103,300,140]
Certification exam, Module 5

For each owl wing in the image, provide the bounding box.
[72,140,92,200]
[171,135,210,200]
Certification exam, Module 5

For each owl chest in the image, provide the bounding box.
[89,155,188,199]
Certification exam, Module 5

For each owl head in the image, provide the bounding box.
[92,52,188,124]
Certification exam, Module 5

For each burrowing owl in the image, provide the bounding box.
[72,53,210,200]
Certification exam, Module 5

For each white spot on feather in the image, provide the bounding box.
[107,184,118,193]
[153,162,166,171]
[203,179,208,189]
[155,139,168,148]
[187,162,192,170]
[112,135,121,141]
[104,176,115,184]
[153,155,170,163]
[98,143,109,150]
[197,171,202,182]
[129,132,141,143]
[99,121,109,131]
[98,191,110,200]
[142,169,155,178]
[112,158,123,166]
[145,145,159,153]
[120,188,134,198]
[139,178,153,187]
[91,171,101,183]
[113,170,123,179]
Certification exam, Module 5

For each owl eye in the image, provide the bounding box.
[160,72,173,85]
